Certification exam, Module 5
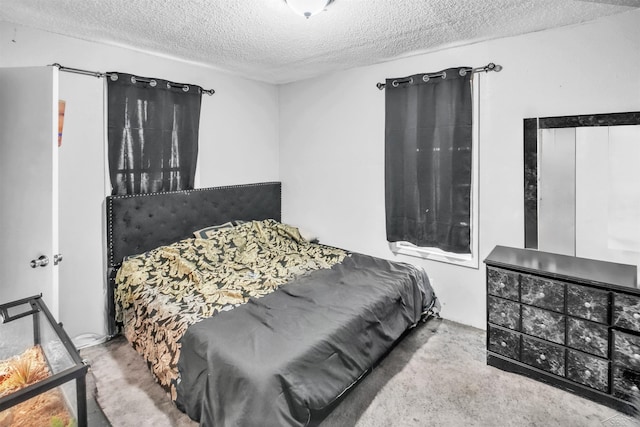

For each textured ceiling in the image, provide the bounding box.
[1,0,638,84]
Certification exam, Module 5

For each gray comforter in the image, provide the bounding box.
[175,253,438,426]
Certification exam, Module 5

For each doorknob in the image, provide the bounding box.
[30,255,49,268]
[54,254,63,265]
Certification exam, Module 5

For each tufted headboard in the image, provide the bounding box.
[105,181,281,336]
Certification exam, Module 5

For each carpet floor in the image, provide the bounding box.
[80,318,638,427]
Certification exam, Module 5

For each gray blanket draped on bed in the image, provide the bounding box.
[175,253,437,427]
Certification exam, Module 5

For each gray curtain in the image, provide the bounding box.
[385,67,472,253]
[107,73,202,195]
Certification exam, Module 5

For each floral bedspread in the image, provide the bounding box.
[114,219,347,400]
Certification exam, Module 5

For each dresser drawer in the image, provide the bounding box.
[567,317,608,358]
[522,336,565,377]
[567,350,609,392]
[567,284,608,324]
[487,267,519,301]
[488,325,520,360]
[612,366,640,400]
[488,296,520,330]
[521,274,564,312]
[522,306,565,344]
[613,293,640,333]
[613,330,640,371]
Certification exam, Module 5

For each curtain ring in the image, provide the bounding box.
[459,69,468,76]
[441,71,447,79]
[422,75,430,83]
[408,77,413,84]
[182,85,189,92]
[392,80,399,88]
[130,76,137,84]
[109,73,119,81]
[149,79,157,87]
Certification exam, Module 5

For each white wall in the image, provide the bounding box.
[279,10,640,329]
[0,22,280,340]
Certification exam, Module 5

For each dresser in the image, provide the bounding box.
[484,245,640,414]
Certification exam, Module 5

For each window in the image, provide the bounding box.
[384,68,479,268]
[106,72,202,195]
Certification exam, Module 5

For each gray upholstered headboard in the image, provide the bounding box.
[105,181,281,336]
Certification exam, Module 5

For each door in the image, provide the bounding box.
[0,66,59,317]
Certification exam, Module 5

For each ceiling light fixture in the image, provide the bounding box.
[285,0,334,19]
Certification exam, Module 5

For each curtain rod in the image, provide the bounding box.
[50,63,215,95]
[376,62,502,90]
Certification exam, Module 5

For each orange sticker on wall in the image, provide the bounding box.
[58,100,66,147]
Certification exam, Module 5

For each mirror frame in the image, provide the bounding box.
[524,111,640,249]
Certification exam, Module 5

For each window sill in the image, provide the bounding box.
[390,242,479,269]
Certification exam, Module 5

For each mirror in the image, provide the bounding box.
[524,111,640,267]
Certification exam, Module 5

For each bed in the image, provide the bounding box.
[106,181,439,426]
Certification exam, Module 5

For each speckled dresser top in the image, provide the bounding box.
[485,245,637,291]
[484,245,640,415]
